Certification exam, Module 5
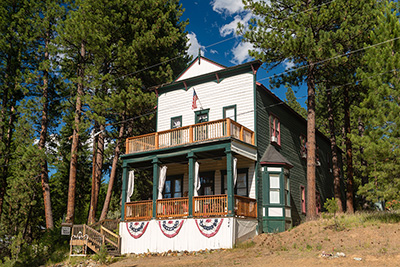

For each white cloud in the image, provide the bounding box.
[210,49,218,54]
[187,32,205,58]
[219,12,252,37]
[211,0,244,15]
[284,60,295,70]
[230,42,253,64]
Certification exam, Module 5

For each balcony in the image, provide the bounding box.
[125,118,254,154]
[124,195,257,221]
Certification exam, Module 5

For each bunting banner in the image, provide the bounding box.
[126,221,149,239]
[195,218,223,238]
[159,220,184,238]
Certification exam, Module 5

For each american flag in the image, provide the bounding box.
[192,89,199,110]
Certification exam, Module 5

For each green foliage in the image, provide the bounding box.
[92,244,109,264]
[352,1,400,203]
[324,198,339,215]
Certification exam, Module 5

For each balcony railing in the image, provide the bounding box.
[124,195,257,221]
[156,197,189,219]
[125,118,254,154]
[125,200,153,221]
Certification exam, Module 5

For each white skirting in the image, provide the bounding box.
[119,217,258,255]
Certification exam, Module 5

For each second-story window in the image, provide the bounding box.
[269,114,280,145]
[223,105,236,121]
[171,116,182,129]
[195,109,209,124]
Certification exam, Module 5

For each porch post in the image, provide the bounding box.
[225,148,234,216]
[152,158,161,219]
[187,152,196,218]
[121,163,129,221]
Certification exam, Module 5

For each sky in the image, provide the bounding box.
[180,0,305,106]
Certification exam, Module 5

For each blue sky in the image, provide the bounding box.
[180,0,305,105]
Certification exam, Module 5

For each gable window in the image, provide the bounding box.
[269,114,280,145]
[195,109,209,124]
[221,169,248,197]
[163,175,183,198]
[223,105,236,121]
[171,116,182,129]
[299,134,307,159]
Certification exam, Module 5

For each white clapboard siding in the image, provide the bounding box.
[175,57,225,81]
[158,72,254,132]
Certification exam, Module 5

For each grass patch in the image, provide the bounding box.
[234,240,256,249]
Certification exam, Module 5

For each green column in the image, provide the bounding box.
[121,163,129,221]
[152,158,161,219]
[225,148,234,216]
[187,152,196,218]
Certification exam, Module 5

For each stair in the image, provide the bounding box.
[70,220,121,256]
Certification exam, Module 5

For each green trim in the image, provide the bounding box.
[121,166,129,221]
[223,105,237,121]
[253,72,258,147]
[170,116,182,129]
[121,141,231,164]
[195,109,209,124]
[152,158,161,218]
[225,148,234,216]
[187,152,197,217]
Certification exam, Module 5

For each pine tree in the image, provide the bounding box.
[353,2,400,203]
[240,0,381,216]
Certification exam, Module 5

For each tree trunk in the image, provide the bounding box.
[344,86,354,213]
[88,125,98,225]
[66,41,85,224]
[306,63,317,220]
[88,123,104,224]
[99,120,125,221]
[38,33,54,229]
[327,89,343,212]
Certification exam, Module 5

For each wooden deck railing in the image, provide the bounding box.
[124,195,257,221]
[193,195,228,217]
[156,197,189,219]
[126,118,254,154]
[125,200,153,221]
[235,195,257,218]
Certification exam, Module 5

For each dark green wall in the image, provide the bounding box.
[256,86,342,226]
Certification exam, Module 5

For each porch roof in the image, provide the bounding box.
[260,145,293,168]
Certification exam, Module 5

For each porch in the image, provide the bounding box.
[124,194,257,221]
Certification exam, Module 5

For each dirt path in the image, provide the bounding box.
[105,221,400,267]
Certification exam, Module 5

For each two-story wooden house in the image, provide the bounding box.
[118,56,336,254]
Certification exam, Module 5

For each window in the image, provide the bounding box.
[163,176,183,198]
[269,114,280,145]
[300,186,306,214]
[221,169,248,196]
[198,172,214,196]
[170,116,182,129]
[269,174,280,204]
[195,109,209,124]
[299,134,307,158]
[223,105,236,121]
[284,174,290,206]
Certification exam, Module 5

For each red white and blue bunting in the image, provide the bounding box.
[158,220,184,238]
[126,221,149,239]
[195,218,223,238]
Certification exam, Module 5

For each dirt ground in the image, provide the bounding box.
[105,219,400,267]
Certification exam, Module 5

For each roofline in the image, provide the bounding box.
[173,55,227,82]
[260,161,294,169]
[160,59,262,92]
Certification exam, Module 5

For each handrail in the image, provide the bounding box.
[125,200,153,221]
[101,225,120,248]
[126,118,254,154]
[156,197,189,219]
[193,194,228,217]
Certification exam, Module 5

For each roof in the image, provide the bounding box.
[260,145,294,168]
